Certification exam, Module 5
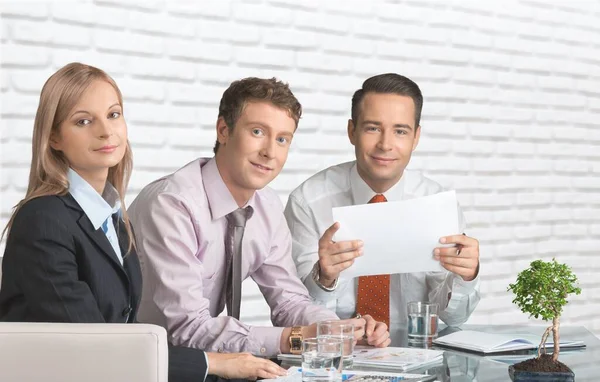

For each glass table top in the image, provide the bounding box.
[282,325,599,381]
[391,325,600,382]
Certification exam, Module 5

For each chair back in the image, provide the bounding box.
[0,322,168,382]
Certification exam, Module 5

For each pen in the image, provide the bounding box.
[456,232,466,256]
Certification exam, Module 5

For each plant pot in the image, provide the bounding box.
[509,364,575,382]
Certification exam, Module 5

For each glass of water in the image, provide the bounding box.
[407,301,439,344]
[301,337,343,382]
[317,321,354,369]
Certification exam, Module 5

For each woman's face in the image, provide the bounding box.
[51,80,127,186]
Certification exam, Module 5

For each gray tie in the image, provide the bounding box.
[224,207,253,320]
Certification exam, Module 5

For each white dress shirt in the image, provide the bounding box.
[284,161,480,330]
[68,168,123,264]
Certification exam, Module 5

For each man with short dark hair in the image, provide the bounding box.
[129,77,390,362]
[285,73,481,331]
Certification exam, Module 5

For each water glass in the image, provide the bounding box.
[301,337,343,382]
[407,301,439,343]
[317,321,354,369]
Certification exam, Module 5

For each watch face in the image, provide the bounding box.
[291,337,302,351]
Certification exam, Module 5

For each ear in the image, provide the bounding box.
[49,131,62,151]
[347,119,356,146]
[216,117,230,146]
[412,125,421,151]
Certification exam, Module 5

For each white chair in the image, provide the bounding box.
[0,322,169,382]
[0,257,169,382]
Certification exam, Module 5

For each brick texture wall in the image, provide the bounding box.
[1,0,599,336]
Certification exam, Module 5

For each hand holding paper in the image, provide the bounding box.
[331,191,461,279]
[435,234,480,281]
[316,222,364,287]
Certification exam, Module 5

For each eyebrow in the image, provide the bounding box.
[247,121,275,130]
[362,120,414,130]
[70,103,121,118]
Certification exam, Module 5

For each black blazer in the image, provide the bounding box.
[0,194,208,382]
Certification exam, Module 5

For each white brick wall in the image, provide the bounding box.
[1,0,599,336]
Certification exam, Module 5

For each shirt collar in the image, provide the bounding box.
[68,168,121,230]
[349,161,405,204]
[202,157,257,221]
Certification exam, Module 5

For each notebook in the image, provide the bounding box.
[261,367,437,382]
[277,346,444,372]
[432,330,585,355]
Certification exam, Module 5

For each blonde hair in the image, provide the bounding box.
[2,62,135,254]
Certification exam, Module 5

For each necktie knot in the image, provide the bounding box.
[226,206,253,228]
[369,194,387,204]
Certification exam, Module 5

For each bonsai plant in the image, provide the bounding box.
[507,258,581,379]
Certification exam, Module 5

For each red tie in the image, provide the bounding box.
[355,194,390,328]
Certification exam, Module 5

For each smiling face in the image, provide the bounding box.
[348,92,420,193]
[50,79,127,190]
[215,100,296,205]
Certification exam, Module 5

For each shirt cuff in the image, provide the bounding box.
[452,269,480,291]
[248,326,286,357]
[312,261,339,291]
[305,272,341,303]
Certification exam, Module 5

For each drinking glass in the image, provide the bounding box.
[301,337,343,382]
[317,321,354,369]
[407,301,439,344]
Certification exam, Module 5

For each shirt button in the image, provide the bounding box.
[260,347,266,354]
[122,306,132,317]
[218,348,224,353]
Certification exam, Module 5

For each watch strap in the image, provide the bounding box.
[289,326,303,355]
[312,261,338,291]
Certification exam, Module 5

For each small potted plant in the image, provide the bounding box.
[507,258,581,381]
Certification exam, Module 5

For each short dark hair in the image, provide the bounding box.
[213,77,302,154]
[351,73,423,128]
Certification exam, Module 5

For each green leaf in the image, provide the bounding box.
[507,258,581,322]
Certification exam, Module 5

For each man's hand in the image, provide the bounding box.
[338,317,367,341]
[318,222,363,287]
[357,314,391,348]
[434,234,480,281]
[206,352,287,380]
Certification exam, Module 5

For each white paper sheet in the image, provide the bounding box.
[331,190,459,278]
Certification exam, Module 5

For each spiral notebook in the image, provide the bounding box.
[432,330,585,355]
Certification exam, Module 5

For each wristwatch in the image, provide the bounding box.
[311,261,338,291]
[289,326,303,355]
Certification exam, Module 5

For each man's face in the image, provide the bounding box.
[216,101,296,203]
[348,92,420,193]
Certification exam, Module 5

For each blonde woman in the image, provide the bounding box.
[0,62,287,382]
